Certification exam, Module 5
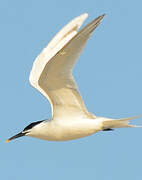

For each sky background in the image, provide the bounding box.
[1,0,142,179]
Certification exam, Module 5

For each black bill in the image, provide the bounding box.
[5,132,26,143]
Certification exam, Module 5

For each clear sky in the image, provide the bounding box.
[1,0,142,179]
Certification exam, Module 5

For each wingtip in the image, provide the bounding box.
[83,13,88,18]
[102,13,106,17]
[78,13,88,22]
[82,13,106,20]
[99,13,106,20]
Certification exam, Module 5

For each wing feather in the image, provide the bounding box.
[29,13,105,120]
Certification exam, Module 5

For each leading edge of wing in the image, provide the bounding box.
[29,13,88,88]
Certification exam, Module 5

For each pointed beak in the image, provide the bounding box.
[5,132,26,143]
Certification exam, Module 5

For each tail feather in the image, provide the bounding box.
[118,114,142,121]
[128,125,142,128]
[102,114,142,129]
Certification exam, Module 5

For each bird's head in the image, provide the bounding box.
[6,120,44,143]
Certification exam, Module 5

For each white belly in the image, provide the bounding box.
[28,118,103,141]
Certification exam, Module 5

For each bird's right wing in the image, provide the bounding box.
[29,13,105,120]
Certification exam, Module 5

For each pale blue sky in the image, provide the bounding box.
[1,0,142,179]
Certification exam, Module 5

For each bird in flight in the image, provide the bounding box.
[6,13,141,143]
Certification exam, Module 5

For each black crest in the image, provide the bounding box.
[23,120,45,131]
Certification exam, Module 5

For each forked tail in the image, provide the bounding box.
[102,115,142,130]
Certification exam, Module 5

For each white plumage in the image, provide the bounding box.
[6,13,142,142]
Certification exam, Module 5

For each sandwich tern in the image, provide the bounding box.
[6,13,142,142]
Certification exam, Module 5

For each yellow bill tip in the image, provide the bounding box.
[5,139,10,143]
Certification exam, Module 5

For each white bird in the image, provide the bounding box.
[6,13,141,143]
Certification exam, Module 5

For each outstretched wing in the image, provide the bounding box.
[29,13,105,120]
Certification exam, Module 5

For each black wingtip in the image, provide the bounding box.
[99,14,106,20]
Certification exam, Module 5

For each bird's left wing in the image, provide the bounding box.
[29,13,105,120]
